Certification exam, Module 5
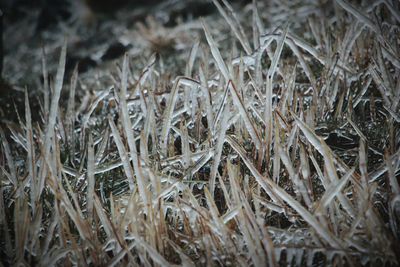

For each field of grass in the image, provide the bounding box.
[1,0,399,266]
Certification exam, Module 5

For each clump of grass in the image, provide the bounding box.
[1,0,400,266]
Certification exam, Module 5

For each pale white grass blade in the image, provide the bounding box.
[380,41,400,68]
[209,102,229,196]
[280,64,297,116]
[287,32,355,74]
[86,133,95,220]
[299,142,311,186]
[180,122,191,170]
[107,240,137,267]
[130,235,173,267]
[202,20,230,81]
[44,40,66,155]
[267,178,344,248]
[119,54,148,206]
[66,65,78,161]
[285,36,317,88]
[335,0,380,34]
[48,176,91,241]
[0,189,13,259]
[41,47,49,121]
[227,160,241,206]
[41,40,66,201]
[272,120,280,183]
[226,135,280,204]
[315,168,355,214]
[187,149,213,178]
[93,194,113,239]
[278,145,312,208]
[14,196,29,265]
[199,66,214,135]
[108,117,135,190]
[167,239,196,267]
[221,206,239,224]
[212,81,229,131]
[292,113,325,155]
[43,248,72,267]
[376,42,394,94]
[228,81,262,150]
[66,64,77,129]
[294,116,357,217]
[322,147,356,218]
[0,127,17,185]
[368,64,391,107]
[309,153,329,189]
[339,21,364,62]
[171,126,197,145]
[185,39,200,76]
[160,77,183,153]
[212,0,252,55]
[389,195,400,241]
[383,105,400,123]
[226,135,343,248]
[241,187,276,266]
[353,76,372,108]
[383,0,400,22]
[252,0,264,49]
[253,193,287,214]
[358,139,369,189]
[25,89,36,214]
[264,75,273,156]
[237,211,263,267]
[95,128,109,164]
[28,205,42,256]
[204,187,227,237]
[42,210,58,256]
[268,24,288,79]
[82,88,111,128]
[386,151,400,195]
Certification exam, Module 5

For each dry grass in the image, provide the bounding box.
[1,0,400,266]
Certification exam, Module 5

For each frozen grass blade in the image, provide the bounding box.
[24,89,36,213]
[268,24,288,80]
[294,113,355,216]
[185,39,200,76]
[66,65,78,161]
[1,128,17,186]
[109,117,135,190]
[209,101,229,196]
[265,24,288,158]
[278,145,312,208]
[226,135,343,248]
[86,133,95,220]
[199,65,214,135]
[119,54,148,206]
[180,122,191,170]
[272,117,281,183]
[386,150,400,195]
[228,81,262,150]
[314,168,355,214]
[212,0,252,55]
[1,1,399,265]
[335,0,380,34]
[40,40,67,203]
[41,47,49,121]
[202,20,230,81]
[160,76,199,153]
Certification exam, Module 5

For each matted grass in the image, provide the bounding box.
[1,0,399,266]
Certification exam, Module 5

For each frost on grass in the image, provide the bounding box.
[1,0,400,266]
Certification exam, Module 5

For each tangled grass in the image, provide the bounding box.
[1,0,400,266]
